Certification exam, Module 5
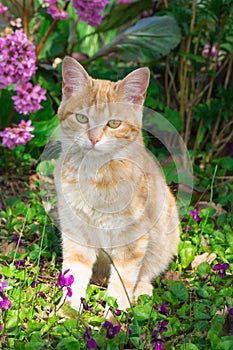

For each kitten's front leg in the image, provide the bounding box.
[106,235,149,312]
[61,237,96,311]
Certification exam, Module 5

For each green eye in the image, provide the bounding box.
[76,114,88,124]
[107,120,121,129]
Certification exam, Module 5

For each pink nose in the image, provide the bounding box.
[89,136,100,146]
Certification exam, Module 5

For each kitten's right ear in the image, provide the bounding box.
[62,56,91,100]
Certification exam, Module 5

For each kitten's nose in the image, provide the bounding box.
[89,136,100,146]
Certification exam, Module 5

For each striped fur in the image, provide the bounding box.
[55,57,180,313]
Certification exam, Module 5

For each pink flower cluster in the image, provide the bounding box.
[0,1,8,13]
[202,44,221,62]
[45,0,69,20]
[72,0,109,26]
[12,83,47,115]
[0,29,37,89]
[118,0,132,4]
[45,0,109,26]
[0,29,47,115]
[0,120,34,150]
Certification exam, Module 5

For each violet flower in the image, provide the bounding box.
[190,209,200,223]
[31,281,39,288]
[0,275,7,293]
[150,320,169,350]
[213,263,230,279]
[12,234,23,247]
[14,259,26,270]
[109,306,121,316]
[182,225,191,232]
[155,302,168,315]
[83,327,97,349]
[81,297,89,310]
[57,269,74,297]
[0,293,12,312]
[103,320,120,339]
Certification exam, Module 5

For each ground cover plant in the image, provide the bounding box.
[0,0,232,349]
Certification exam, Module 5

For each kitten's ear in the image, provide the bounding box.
[117,67,150,105]
[62,56,91,100]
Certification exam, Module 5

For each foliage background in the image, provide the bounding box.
[0,0,232,349]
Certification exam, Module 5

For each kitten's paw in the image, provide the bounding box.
[134,282,153,299]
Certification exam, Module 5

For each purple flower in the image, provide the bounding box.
[0,275,7,293]
[141,329,148,342]
[0,29,37,89]
[229,308,233,315]
[81,297,89,310]
[0,120,34,150]
[0,127,19,150]
[182,225,191,232]
[226,141,233,155]
[156,302,168,315]
[58,269,74,297]
[118,0,132,3]
[84,327,97,349]
[72,0,109,26]
[45,0,69,20]
[202,44,221,62]
[190,209,200,223]
[150,320,169,350]
[0,293,12,312]
[213,263,230,278]
[31,281,38,288]
[12,234,23,247]
[109,306,121,316]
[0,2,8,13]
[103,320,120,339]
[12,83,47,115]
[125,312,132,324]
[14,259,25,270]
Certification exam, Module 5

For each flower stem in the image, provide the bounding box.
[36,19,58,56]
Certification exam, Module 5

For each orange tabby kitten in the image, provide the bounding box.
[55,56,180,313]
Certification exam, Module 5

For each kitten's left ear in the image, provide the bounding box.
[62,56,91,100]
[117,67,150,105]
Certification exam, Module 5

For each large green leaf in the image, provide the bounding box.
[92,15,181,63]
[95,0,153,33]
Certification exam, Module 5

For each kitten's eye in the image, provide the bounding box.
[76,114,89,124]
[107,120,121,129]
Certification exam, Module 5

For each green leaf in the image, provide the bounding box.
[180,344,199,350]
[217,213,228,227]
[36,160,54,176]
[0,89,14,128]
[133,304,153,321]
[193,302,211,320]
[216,338,233,350]
[179,241,196,268]
[196,262,211,278]
[56,336,80,350]
[95,0,153,33]
[93,16,181,63]
[169,281,189,302]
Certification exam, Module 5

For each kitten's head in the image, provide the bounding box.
[58,56,150,154]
